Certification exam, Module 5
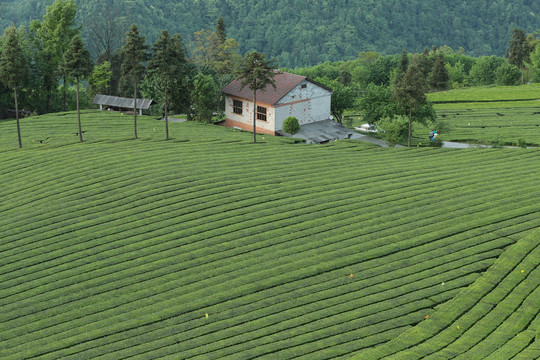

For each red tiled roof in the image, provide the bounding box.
[221,72,331,105]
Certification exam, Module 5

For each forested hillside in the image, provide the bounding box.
[2,0,539,67]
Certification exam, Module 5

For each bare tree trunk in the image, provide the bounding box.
[164,81,169,140]
[46,84,51,113]
[76,78,83,142]
[133,76,138,139]
[408,107,412,147]
[14,85,22,148]
[253,80,257,143]
[63,72,67,112]
[332,111,342,124]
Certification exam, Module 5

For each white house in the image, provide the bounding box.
[221,72,333,136]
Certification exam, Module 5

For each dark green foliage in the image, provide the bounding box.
[393,55,431,146]
[495,62,521,86]
[418,48,433,78]
[0,26,29,148]
[506,28,531,83]
[190,73,219,123]
[528,45,540,82]
[516,138,527,148]
[394,49,409,85]
[282,116,300,134]
[469,56,506,85]
[191,17,241,76]
[356,83,397,125]
[215,16,226,45]
[429,53,450,90]
[88,61,112,96]
[236,51,277,143]
[64,34,93,142]
[121,24,148,139]
[121,25,147,84]
[0,26,28,90]
[375,116,409,147]
[38,0,79,111]
[506,28,527,69]
[430,138,444,147]
[148,30,191,139]
[4,1,539,67]
[64,35,93,80]
[368,55,399,86]
[27,0,79,112]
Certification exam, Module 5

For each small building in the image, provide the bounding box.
[92,94,154,115]
[221,72,333,136]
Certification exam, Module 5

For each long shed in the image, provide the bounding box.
[92,95,154,115]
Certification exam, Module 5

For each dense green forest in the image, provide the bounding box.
[1,0,539,145]
[1,0,539,67]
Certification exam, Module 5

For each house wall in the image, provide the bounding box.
[223,96,276,135]
[274,80,332,131]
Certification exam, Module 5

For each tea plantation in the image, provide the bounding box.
[424,84,540,147]
[0,110,539,359]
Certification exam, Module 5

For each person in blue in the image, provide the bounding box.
[429,130,438,141]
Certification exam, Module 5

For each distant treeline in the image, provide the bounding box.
[1,0,539,125]
[1,0,539,67]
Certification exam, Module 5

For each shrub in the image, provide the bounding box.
[516,138,527,148]
[282,116,300,134]
[376,116,408,147]
[495,63,521,86]
[489,135,504,148]
[469,56,505,85]
[430,138,444,147]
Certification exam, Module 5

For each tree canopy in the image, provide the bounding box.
[394,55,434,147]
[0,26,29,148]
[64,33,93,142]
[3,0,539,67]
[121,24,148,139]
[148,30,191,139]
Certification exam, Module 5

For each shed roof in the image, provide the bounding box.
[221,72,332,105]
[92,95,154,110]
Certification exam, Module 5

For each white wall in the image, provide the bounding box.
[274,80,332,131]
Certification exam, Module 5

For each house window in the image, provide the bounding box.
[301,84,307,89]
[257,106,267,121]
[233,99,243,115]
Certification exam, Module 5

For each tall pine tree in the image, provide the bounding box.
[429,53,449,91]
[0,26,29,148]
[64,34,93,142]
[394,49,408,85]
[148,31,189,140]
[121,25,148,139]
[29,0,79,112]
[506,28,527,83]
[393,55,429,147]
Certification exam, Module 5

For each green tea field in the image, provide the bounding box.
[0,111,539,359]
[424,84,540,147]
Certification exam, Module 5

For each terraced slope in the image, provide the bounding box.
[424,84,540,147]
[0,112,539,359]
[429,105,540,147]
[353,228,540,359]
